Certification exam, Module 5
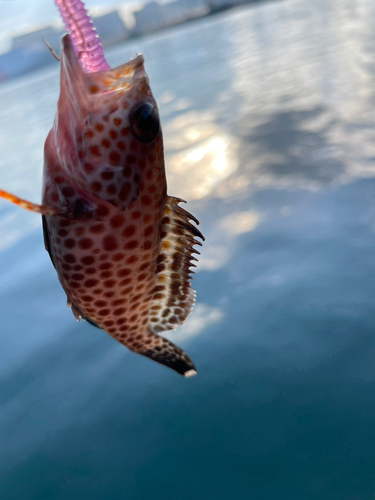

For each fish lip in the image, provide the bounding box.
[61,34,147,97]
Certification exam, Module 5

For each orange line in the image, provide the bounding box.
[0,189,61,216]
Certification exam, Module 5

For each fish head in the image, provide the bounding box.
[44,34,165,210]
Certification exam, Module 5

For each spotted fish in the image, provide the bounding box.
[0,0,204,376]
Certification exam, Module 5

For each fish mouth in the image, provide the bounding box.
[60,34,147,98]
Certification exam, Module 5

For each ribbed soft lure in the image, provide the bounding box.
[0,0,204,376]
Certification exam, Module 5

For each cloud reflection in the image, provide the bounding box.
[198,210,260,272]
[219,211,260,235]
[165,111,238,200]
[165,303,224,343]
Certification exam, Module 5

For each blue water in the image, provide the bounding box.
[2,0,375,498]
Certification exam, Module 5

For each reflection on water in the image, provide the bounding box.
[219,211,260,235]
[165,303,224,343]
[2,0,375,498]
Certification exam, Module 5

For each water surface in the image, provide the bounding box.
[1,1,375,498]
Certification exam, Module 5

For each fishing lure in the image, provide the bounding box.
[0,0,204,376]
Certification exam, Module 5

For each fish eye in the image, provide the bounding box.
[129,102,160,143]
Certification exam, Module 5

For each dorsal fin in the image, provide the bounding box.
[148,196,204,333]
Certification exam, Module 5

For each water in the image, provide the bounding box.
[1,0,375,498]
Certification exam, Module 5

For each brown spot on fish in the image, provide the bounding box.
[141,195,151,206]
[106,184,116,195]
[126,255,138,264]
[131,211,141,220]
[84,279,98,288]
[99,262,111,270]
[89,224,105,234]
[64,254,76,263]
[62,186,74,198]
[96,205,109,217]
[90,181,102,192]
[114,307,126,315]
[69,281,80,289]
[118,268,131,277]
[112,253,125,262]
[90,145,101,156]
[124,240,138,250]
[110,214,124,228]
[75,227,85,237]
[126,154,136,164]
[81,256,95,265]
[144,225,153,237]
[122,225,135,237]
[84,162,94,173]
[71,273,84,281]
[133,174,140,185]
[78,238,93,250]
[119,183,131,201]
[121,281,132,289]
[113,298,125,306]
[102,235,118,251]
[123,166,131,177]
[64,239,75,249]
[109,151,121,163]
[103,279,115,288]
[101,171,113,180]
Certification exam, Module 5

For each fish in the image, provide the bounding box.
[0,0,204,376]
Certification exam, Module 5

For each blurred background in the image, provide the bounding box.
[1,0,375,498]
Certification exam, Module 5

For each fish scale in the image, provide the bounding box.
[0,1,204,377]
